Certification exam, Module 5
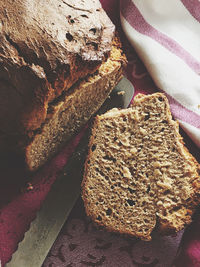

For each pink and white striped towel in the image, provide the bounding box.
[120,0,200,147]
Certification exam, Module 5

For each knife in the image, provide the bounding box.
[6,77,134,267]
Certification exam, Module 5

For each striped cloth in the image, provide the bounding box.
[120,0,200,148]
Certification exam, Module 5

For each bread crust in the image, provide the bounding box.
[25,37,127,170]
[0,0,128,169]
[0,0,115,133]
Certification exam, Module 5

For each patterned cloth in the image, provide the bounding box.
[121,0,200,148]
[42,197,183,267]
[0,0,199,266]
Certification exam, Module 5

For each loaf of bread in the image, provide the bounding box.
[0,0,126,170]
[82,93,200,241]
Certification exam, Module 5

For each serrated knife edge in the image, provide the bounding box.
[6,132,89,267]
[6,77,134,267]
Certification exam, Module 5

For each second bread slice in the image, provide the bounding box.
[82,93,200,241]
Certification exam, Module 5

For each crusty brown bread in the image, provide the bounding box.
[25,39,126,171]
[82,93,200,241]
[0,0,126,170]
[0,0,114,133]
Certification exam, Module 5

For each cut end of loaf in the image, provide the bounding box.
[25,37,127,171]
[82,93,200,241]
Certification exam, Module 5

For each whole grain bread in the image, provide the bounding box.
[25,39,126,171]
[0,0,114,133]
[0,0,126,170]
[82,93,200,241]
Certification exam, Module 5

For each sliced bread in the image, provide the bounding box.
[25,38,126,171]
[82,93,200,241]
[0,0,127,171]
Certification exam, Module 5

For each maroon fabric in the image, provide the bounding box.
[173,213,200,267]
[42,197,184,267]
[0,129,86,266]
[0,1,199,266]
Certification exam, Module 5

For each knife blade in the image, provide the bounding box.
[6,77,134,267]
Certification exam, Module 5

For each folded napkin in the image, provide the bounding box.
[120,0,200,148]
[120,1,200,266]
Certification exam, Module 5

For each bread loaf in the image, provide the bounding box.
[82,93,200,241]
[0,0,126,170]
[26,38,126,170]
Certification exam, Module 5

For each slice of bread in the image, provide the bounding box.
[82,93,200,241]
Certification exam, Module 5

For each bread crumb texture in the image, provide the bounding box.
[25,36,126,171]
[82,93,200,241]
